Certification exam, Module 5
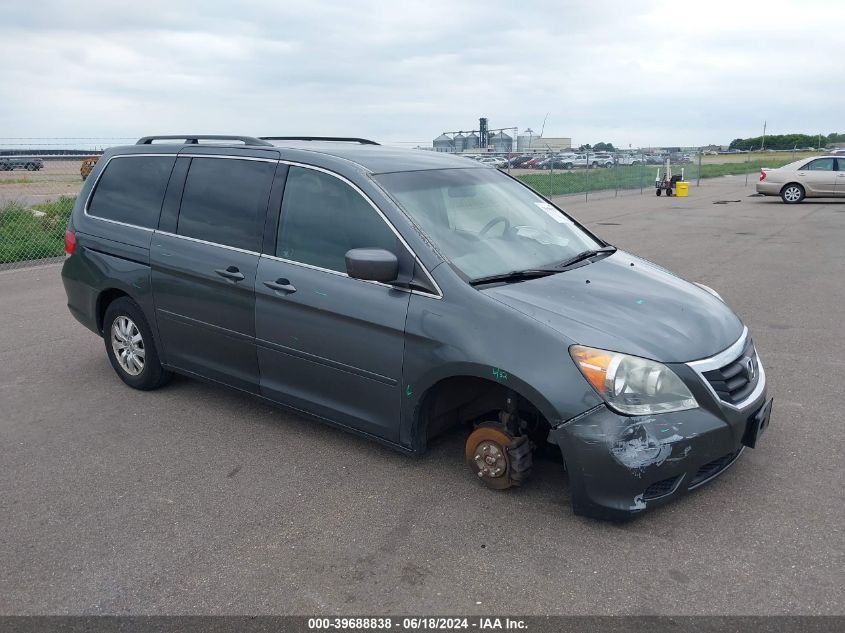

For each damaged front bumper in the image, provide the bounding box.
[550,380,771,520]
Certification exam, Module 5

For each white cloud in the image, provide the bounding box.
[0,0,841,147]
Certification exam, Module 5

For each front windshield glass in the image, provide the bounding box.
[375,168,602,280]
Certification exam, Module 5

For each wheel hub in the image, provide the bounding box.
[473,440,507,479]
[111,316,145,376]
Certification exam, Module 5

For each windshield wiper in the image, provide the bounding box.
[469,268,560,286]
[552,245,616,269]
[469,246,617,286]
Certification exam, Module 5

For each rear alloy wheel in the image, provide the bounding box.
[103,297,171,390]
[781,184,805,204]
[465,424,532,490]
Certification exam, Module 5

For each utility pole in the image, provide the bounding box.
[761,121,766,151]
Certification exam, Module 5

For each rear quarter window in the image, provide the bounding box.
[87,155,176,228]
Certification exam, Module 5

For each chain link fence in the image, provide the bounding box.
[513,151,700,199]
[0,139,821,269]
[502,149,817,200]
[0,158,91,269]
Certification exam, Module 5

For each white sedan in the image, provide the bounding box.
[757,155,845,203]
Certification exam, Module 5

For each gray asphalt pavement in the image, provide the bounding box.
[0,176,843,615]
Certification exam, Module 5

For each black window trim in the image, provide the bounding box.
[84,153,178,232]
[267,160,443,300]
[84,153,442,299]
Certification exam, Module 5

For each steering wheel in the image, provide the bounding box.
[479,215,511,237]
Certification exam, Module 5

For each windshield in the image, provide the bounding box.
[374,168,602,280]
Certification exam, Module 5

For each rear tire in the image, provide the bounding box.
[656,189,662,196]
[103,297,171,390]
[781,183,805,204]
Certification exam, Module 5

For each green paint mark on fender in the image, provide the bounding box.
[405,384,413,397]
[635,299,645,305]
[492,367,509,381]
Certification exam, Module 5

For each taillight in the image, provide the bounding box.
[759,170,767,182]
[64,230,77,255]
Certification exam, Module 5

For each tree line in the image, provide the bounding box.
[729,132,845,151]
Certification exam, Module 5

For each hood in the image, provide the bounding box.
[482,251,743,363]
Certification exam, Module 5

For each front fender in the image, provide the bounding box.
[399,288,603,451]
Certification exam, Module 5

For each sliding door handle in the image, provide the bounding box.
[215,266,245,282]
[264,278,297,294]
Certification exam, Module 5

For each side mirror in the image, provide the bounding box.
[345,248,399,283]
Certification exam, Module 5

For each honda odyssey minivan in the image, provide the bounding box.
[62,135,772,519]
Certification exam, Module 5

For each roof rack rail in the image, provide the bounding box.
[136,135,274,146]
[259,136,379,146]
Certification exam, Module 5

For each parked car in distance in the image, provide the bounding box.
[567,153,611,169]
[478,156,508,168]
[536,154,576,170]
[616,154,643,166]
[80,156,100,181]
[508,155,534,168]
[0,156,43,171]
[757,155,845,203]
[591,153,614,168]
[62,134,772,520]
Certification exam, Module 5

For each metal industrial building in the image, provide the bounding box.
[432,120,570,153]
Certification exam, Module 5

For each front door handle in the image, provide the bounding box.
[264,278,297,294]
[215,266,245,282]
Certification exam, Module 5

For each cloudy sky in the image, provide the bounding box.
[0,0,841,148]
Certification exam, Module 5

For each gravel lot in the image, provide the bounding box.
[0,176,842,615]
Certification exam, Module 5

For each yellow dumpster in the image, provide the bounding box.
[675,181,689,197]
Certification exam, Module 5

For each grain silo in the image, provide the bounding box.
[465,132,479,150]
[517,128,537,152]
[490,131,513,153]
[453,132,466,153]
[433,133,454,152]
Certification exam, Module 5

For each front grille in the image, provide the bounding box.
[688,449,742,488]
[702,338,760,405]
[643,475,682,500]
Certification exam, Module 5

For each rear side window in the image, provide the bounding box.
[802,158,834,171]
[276,166,398,272]
[87,155,176,228]
[177,158,275,251]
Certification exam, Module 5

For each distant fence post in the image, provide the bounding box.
[639,153,644,194]
[744,150,750,186]
[697,152,702,187]
[614,157,619,197]
[585,158,590,202]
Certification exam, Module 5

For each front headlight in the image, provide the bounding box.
[570,346,698,415]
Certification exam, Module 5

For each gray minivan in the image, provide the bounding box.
[62,135,772,519]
